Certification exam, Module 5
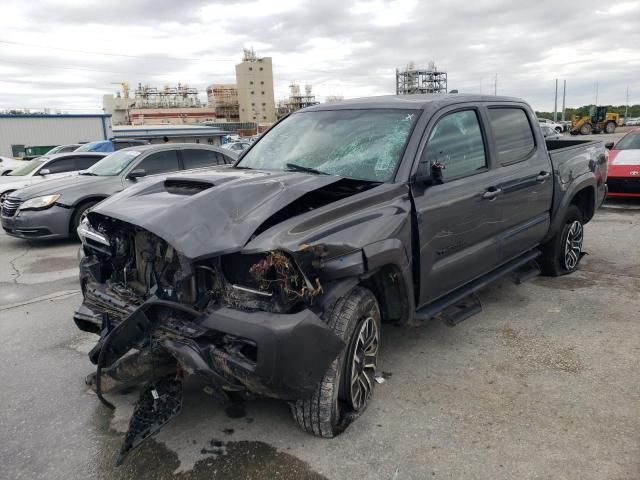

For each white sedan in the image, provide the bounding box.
[0,156,24,176]
[538,118,564,133]
[0,152,107,204]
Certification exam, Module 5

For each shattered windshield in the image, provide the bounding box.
[237,109,419,182]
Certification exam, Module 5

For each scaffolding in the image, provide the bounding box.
[395,61,447,95]
[207,84,240,121]
[133,83,202,109]
[277,83,320,118]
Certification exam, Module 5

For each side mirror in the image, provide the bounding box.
[605,142,614,150]
[39,168,51,176]
[127,168,146,180]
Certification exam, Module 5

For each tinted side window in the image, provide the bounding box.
[136,150,180,175]
[74,155,103,169]
[488,108,535,164]
[424,110,487,181]
[44,157,80,174]
[182,149,221,169]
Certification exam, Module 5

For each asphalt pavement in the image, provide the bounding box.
[1,197,638,480]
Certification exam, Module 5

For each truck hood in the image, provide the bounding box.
[89,169,404,260]
[11,174,115,201]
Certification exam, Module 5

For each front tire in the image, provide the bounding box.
[540,205,584,276]
[604,121,616,134]
[580,123,592,135]
[291,286,381,437]
[70,201,97,237]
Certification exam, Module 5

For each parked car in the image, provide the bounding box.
[44,144,82,155]
[624,118,640,127]
[0,156,24,176]
[71,94,607,461]
[221,140,251,152]
[75,139,149,153]
[537,118,563,133]
[1,144,237,240]
[0,152,107,205]
[540,123,562,139]
[606,128,640,198]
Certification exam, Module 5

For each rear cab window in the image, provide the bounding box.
[487,107,536,165]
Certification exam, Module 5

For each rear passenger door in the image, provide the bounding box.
[411,106,503,305]
[486,106,554,264]
[181,148,228,171]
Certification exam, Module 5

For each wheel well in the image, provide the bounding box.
[570,187,595,222]
[68,197,105,234]
[361,264,411,324]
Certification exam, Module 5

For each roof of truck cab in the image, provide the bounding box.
[303,94,528,111]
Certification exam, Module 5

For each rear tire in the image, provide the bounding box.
[539,205,584,276]
[70,201,97,237]
[580,123,592,135]
[291,286,381,437]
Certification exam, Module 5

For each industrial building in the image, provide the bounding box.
[235,48,277,123]
[103,83,216,126]
[277,83,320,118]
[0,114,112,158]
[395,61,447,95]
[206,84,240,122]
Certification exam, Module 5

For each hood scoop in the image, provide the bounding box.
[164,179,214,195]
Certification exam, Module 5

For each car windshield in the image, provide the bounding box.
[615,132,640,150]
[45,146,62,155]
[85,150,142,176]
[237,109,419,182]
[9,159,46,176]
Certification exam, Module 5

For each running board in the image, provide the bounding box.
[414,249,541,322]
[513,260,541,284]
[440,293,482,326]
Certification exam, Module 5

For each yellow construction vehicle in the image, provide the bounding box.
[570,106,620,135]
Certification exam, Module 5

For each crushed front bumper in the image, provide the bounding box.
[75,289,345,401]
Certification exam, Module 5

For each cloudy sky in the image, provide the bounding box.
[0,0,638,113]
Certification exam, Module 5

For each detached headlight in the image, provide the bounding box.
[19,194,60,211]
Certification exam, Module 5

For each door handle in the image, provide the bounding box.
[536,171,551,182]
[482,187,502,200]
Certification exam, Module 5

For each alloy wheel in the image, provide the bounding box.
[563,220,583,270]
[348,316,379,410]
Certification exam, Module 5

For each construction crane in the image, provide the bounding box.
[110,82,130,99]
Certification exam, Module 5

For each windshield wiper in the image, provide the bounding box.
[285,163,329,175]
[79,170,97,176]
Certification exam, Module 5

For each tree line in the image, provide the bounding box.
[536,104,640,120]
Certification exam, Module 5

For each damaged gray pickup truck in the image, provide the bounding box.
[73,94,608,463]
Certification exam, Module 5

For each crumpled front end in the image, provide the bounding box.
[75,213,346,401]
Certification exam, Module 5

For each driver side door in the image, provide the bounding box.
[411,106,504,305]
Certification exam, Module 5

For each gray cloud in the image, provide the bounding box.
[0,0,638,111]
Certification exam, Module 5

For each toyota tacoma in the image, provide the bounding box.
[73,95,608,462]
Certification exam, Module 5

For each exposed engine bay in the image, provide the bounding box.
[73,173,395,464]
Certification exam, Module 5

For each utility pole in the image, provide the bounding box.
[553,78,558,122]
[561,79,566,122]
[625,85,629,121]
[494,73,497,95]
[595,82,599,105]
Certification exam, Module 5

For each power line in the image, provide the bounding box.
[0,39,234,62]
[0,57,233,77]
